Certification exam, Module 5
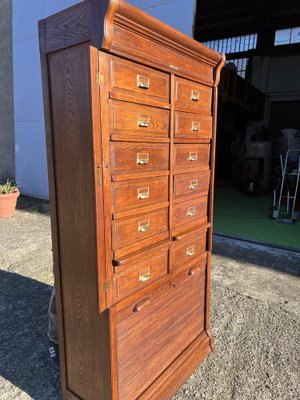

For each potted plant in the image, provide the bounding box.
[0,179,20,218]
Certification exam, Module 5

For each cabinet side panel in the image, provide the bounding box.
[48,43,111,399]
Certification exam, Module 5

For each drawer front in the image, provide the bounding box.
[174,144,210,171]
[115,267,205,400]
[173,197,208,229]
[110,101,169,140]
[113,243,169,301]
[112,176,169,213]
[172,228,207,270]
[109,56,169,106]
[111,207,169,250]
[174,170,210,201]
[175,112,212,140]
[175,77,212,114]
[110,142,169,175]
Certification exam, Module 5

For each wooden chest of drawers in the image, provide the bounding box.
[39,1,225,399]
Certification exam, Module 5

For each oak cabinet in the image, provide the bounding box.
[39,1,224,399]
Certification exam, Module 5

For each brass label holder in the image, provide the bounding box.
[138,268,151,282]
[137,75,150,89]
[137,153,149,165]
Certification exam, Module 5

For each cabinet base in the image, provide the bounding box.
[64,331,212,400]
[138,330,212,400]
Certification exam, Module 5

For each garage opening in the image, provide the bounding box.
[194,0,300,250]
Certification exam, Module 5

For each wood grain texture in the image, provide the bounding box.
[137,331,211,400]
[205,56,225,351]
[108,55,170,108]
[174,170,211,202]
[40,1,224,398]
[110,142,169,176]
[111,176,168,213]
[115,268,205,400]
[174,112,212,140]
[47,43,111,399]
[174,143,211,172]
[89,46,108,312]
[110,100,169,140]
[113,241,169,302]
[172,196,208,232]
[171,227,207,270]
[111,207,169,250]
[44,1,91,54]
[174,76,213,114]
[38,19,69,398]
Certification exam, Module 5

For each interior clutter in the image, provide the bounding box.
[195,0,300,248]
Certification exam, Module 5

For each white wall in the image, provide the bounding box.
[13,0,195,199]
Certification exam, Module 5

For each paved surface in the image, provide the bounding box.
[0,197,300,400]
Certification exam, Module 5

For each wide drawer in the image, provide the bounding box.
[112,176,168,213]
[171,227,207,270]
[174,77,212,114]
[108,56,170,107]
[115,266,205,400]
[110,142,169,176]
[174,143,210,171]
[110,101,169,141]
[174,170,210,201]
[111,207,169,250]
[113,242,169,302]
[175,111,212,140]
[173,196,208,230]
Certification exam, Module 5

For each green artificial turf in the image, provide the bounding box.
[214,187,300,250]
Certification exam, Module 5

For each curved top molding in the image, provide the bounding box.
[101,0,221,66]
[40,0,223,83]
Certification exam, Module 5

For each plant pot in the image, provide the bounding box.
[0,190,20,218]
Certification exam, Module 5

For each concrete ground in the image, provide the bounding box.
[0,197,300,400]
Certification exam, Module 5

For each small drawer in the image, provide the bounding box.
[175,77,212,114]
[171,227,207,270]
[115,265,205,400]
[110,142,169,176]
[174,170,210,201]
[110,101,169,141]
[174,144,210,171]
[112,176,169,213]
[173,197,208,230]
[113,242,169,301]
[109,56,170,107]
[111,207,169,250]
[175,112,212,140]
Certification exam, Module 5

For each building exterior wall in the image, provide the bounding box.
[0,0,15,181]
[12,0,195,199]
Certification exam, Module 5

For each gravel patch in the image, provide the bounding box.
[1,197,299,399]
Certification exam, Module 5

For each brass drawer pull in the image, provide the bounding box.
[191,90,200,101]
[138,268,151,282]
[188,152,198,161]
[138,219,150,232]
[133,297,151,312]
[137,75,150,89]
[186,206,196,217]
[186,245,195,256]
[136,152,149,165]
[137,187,150,200]
[137,115,151,128]
[192,121,200,132]
[189,179,198,190]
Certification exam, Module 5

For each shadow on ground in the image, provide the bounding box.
[213,234,300,278]
[0,270,60,400]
